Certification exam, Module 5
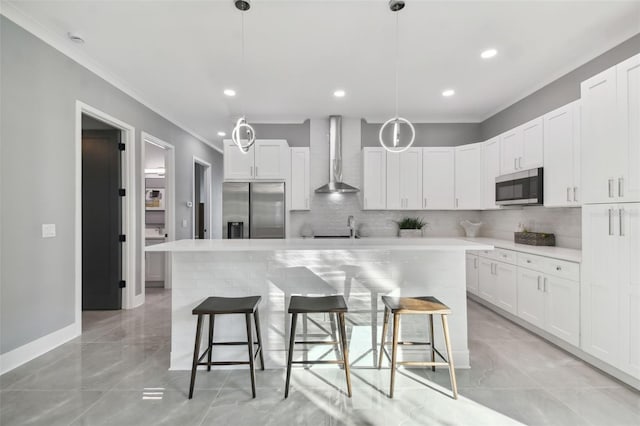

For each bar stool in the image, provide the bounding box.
[378,296,458,399]
[188,296,264,399]
[285,295,352,398]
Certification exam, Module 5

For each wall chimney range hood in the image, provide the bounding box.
[315,116,360,193]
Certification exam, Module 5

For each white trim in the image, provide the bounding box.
[0,322,77,375]
[192,156,213,240]
[141,132,175,291]
[0,3,223,154]
[76,101,138,318]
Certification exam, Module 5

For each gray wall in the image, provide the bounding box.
[481,32,640,140]
[251,120,310,147]
[0,16,223,354]
[362,120,481,147]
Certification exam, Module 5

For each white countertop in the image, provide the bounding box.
[145,237,494,253]
[464,237,581,263]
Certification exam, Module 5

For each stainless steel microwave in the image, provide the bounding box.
[495,168,544,206]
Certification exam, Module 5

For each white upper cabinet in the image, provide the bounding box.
[290,147,310,210]
[455,143,482,209]
[500,117,544,175]
[422,147,455,209]
[253,140,289,180]
[224,139,289,181]
[387,148,423,210]
[617,54,640,203]
[224,141,255,180]
[521,117,544,170]
[580,54,640,204]
[544,101,581,207]
[481,137,501,209]
[362,148,387,210]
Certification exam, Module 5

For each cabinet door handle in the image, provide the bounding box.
[423,198,427,208]
[456,198,459,208]
[250,166,253,177]
[474,258,478,268]
[305,198,308,209]
[619,208,624,237]
[255,166,259,177]
[537,275,542,291]
[573,187,578,202]
[609,208,614,236]
[566,187,571,202]
[618,177,624,198]
[543,277,548,293]
[608,179,614,198]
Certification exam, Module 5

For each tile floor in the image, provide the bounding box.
[1,289,638,425]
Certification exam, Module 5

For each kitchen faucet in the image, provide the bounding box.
[347,215,356,238]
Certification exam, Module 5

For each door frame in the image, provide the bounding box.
[192,156,212,239]
[141,132,175,292]
[75,101,137,329]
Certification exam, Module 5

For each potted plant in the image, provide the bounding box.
[395,217,427,238]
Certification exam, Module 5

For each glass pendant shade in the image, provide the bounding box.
[231,116,256,153]
[378,116,415,153]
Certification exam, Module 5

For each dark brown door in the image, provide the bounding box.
[82,130,122,310]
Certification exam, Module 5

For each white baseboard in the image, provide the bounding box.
[0,321,80,375]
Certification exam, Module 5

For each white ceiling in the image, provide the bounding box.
[5,0,640,150]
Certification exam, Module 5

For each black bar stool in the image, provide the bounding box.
[285,295,352,398]
[378,296,458,399]
[188,296,264,399]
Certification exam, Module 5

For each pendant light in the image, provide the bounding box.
[231,0,256,153]
[379,0,415,153]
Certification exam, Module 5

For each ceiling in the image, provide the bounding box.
[4,0,640,150]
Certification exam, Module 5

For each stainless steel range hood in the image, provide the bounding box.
[314,116,360,193]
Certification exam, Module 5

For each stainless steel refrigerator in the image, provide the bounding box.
[222,182,286,239]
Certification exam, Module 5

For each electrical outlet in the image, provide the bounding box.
[42,224,56,238]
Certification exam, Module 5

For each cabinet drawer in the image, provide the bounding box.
[477,249,496,259]
[517,252,579,281]
[494,248,517,264]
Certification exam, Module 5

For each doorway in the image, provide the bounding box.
[142,133,175,291]
[81,115,124,310]
[193,157,212,239]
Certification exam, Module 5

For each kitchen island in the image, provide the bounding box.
[146,238,493,370]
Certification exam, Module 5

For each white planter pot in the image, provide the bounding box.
[399,229,423,238]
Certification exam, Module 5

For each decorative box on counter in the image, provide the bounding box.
[514,232,556,246]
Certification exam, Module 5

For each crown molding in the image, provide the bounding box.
[0,2,223,153]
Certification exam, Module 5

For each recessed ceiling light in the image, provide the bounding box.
[481,48,498,59]
[333,90,346,98]
[217,131,226,137]
[67,32,85,44]
[223,89,236,97]
[442,89,455,97]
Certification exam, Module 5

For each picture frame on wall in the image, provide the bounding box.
[145,188,165,210]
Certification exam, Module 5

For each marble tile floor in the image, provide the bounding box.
[1,288,638,426]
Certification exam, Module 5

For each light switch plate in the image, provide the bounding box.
[42,224,56,238]
[182,219,188,228]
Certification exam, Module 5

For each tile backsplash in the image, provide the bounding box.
[479,206,582,249]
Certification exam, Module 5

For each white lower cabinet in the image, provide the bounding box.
[475,248,581,347]
[477,254,517,315]
[517,267,580,346]
[466,253,479,295]
[516,268,545,328]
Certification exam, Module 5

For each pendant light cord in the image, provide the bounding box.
[394,10,399,118]
[241,10,246,122]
